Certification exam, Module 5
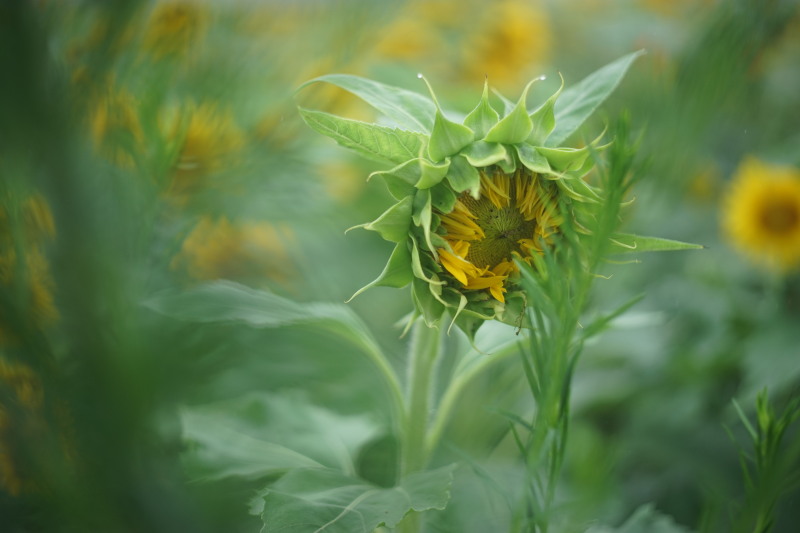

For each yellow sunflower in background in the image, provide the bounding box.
[143,0,206,59]
[722,157,800,271]
[0,193,58,344]
[0,357,44,496]
[458,0,551,91]
[89,86,144,169]
[164,102,244,199]
[171,216,294,285]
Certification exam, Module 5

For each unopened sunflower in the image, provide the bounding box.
[299,52,645,334]
[722,156,800,271]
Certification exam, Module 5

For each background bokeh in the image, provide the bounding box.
[1,0,799,531]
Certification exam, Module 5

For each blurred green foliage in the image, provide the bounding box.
[1,0,799,532]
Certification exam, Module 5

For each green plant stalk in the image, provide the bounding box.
[397,319,441,533]
[425,342,520,459]
[401,319,441,475]
[517,133,632,531]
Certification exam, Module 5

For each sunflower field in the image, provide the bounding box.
[2,1,800,532]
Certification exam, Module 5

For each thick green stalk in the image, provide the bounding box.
[397,320,441,533]
[401,320,441,475]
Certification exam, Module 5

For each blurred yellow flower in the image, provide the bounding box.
[172,217,293,284]
[0,194,58,344]
[371,0,549,90]
[722,157,800,271]
[90,87,144,168]
[165,103,245,198]
[372,10,448,65]
[687,162,722,204]
[143,1,206,59]
[0,357,43,496]
[459,0,551,90]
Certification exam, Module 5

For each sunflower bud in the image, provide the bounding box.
[299,51,646,335]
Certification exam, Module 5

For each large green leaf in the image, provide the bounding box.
[181,392,378,481]
[548,50,645,146]
[609,233,704,253]
[146,281,375,350]
[299,74,436,132]
[144,282,399,402]
[298,107,425,165]
[256,465,457,532]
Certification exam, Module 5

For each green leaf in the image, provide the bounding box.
[551,176,601,203]
[491,88,516,115]
[484,79,537,144]
[144,281,387,373]
[348,241,413,301]
[415,158,451,189]
[299,74,436,132]
[446,155,481,197]
[609,233,704,253]
[412,276,445,327]
[580,294,645,341]
[428,110,475,161]
[460,140,508,167]
[299,107,425,165]
[412,190,437,257]
[368,157,450,191]
[528,74,564,145]
[409,234,443,285]
[537,145,591,172]
[181,392,378,481]
[463,79,500,139]
[514,144,551,173]
[430,183,457,213]
[548,50,644,146]
[257,464,456,532]
[350,196,412,243]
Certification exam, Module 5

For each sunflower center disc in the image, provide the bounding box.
[760,200,799,234]
[459,194,537,269]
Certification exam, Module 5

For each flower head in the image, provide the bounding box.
[299,52,644,334]
[436,168,562,304]
[722,157,800,271]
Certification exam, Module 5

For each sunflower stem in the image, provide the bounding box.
[397,318,441,532]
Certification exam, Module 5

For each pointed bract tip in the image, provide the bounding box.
[417,73,442,109]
